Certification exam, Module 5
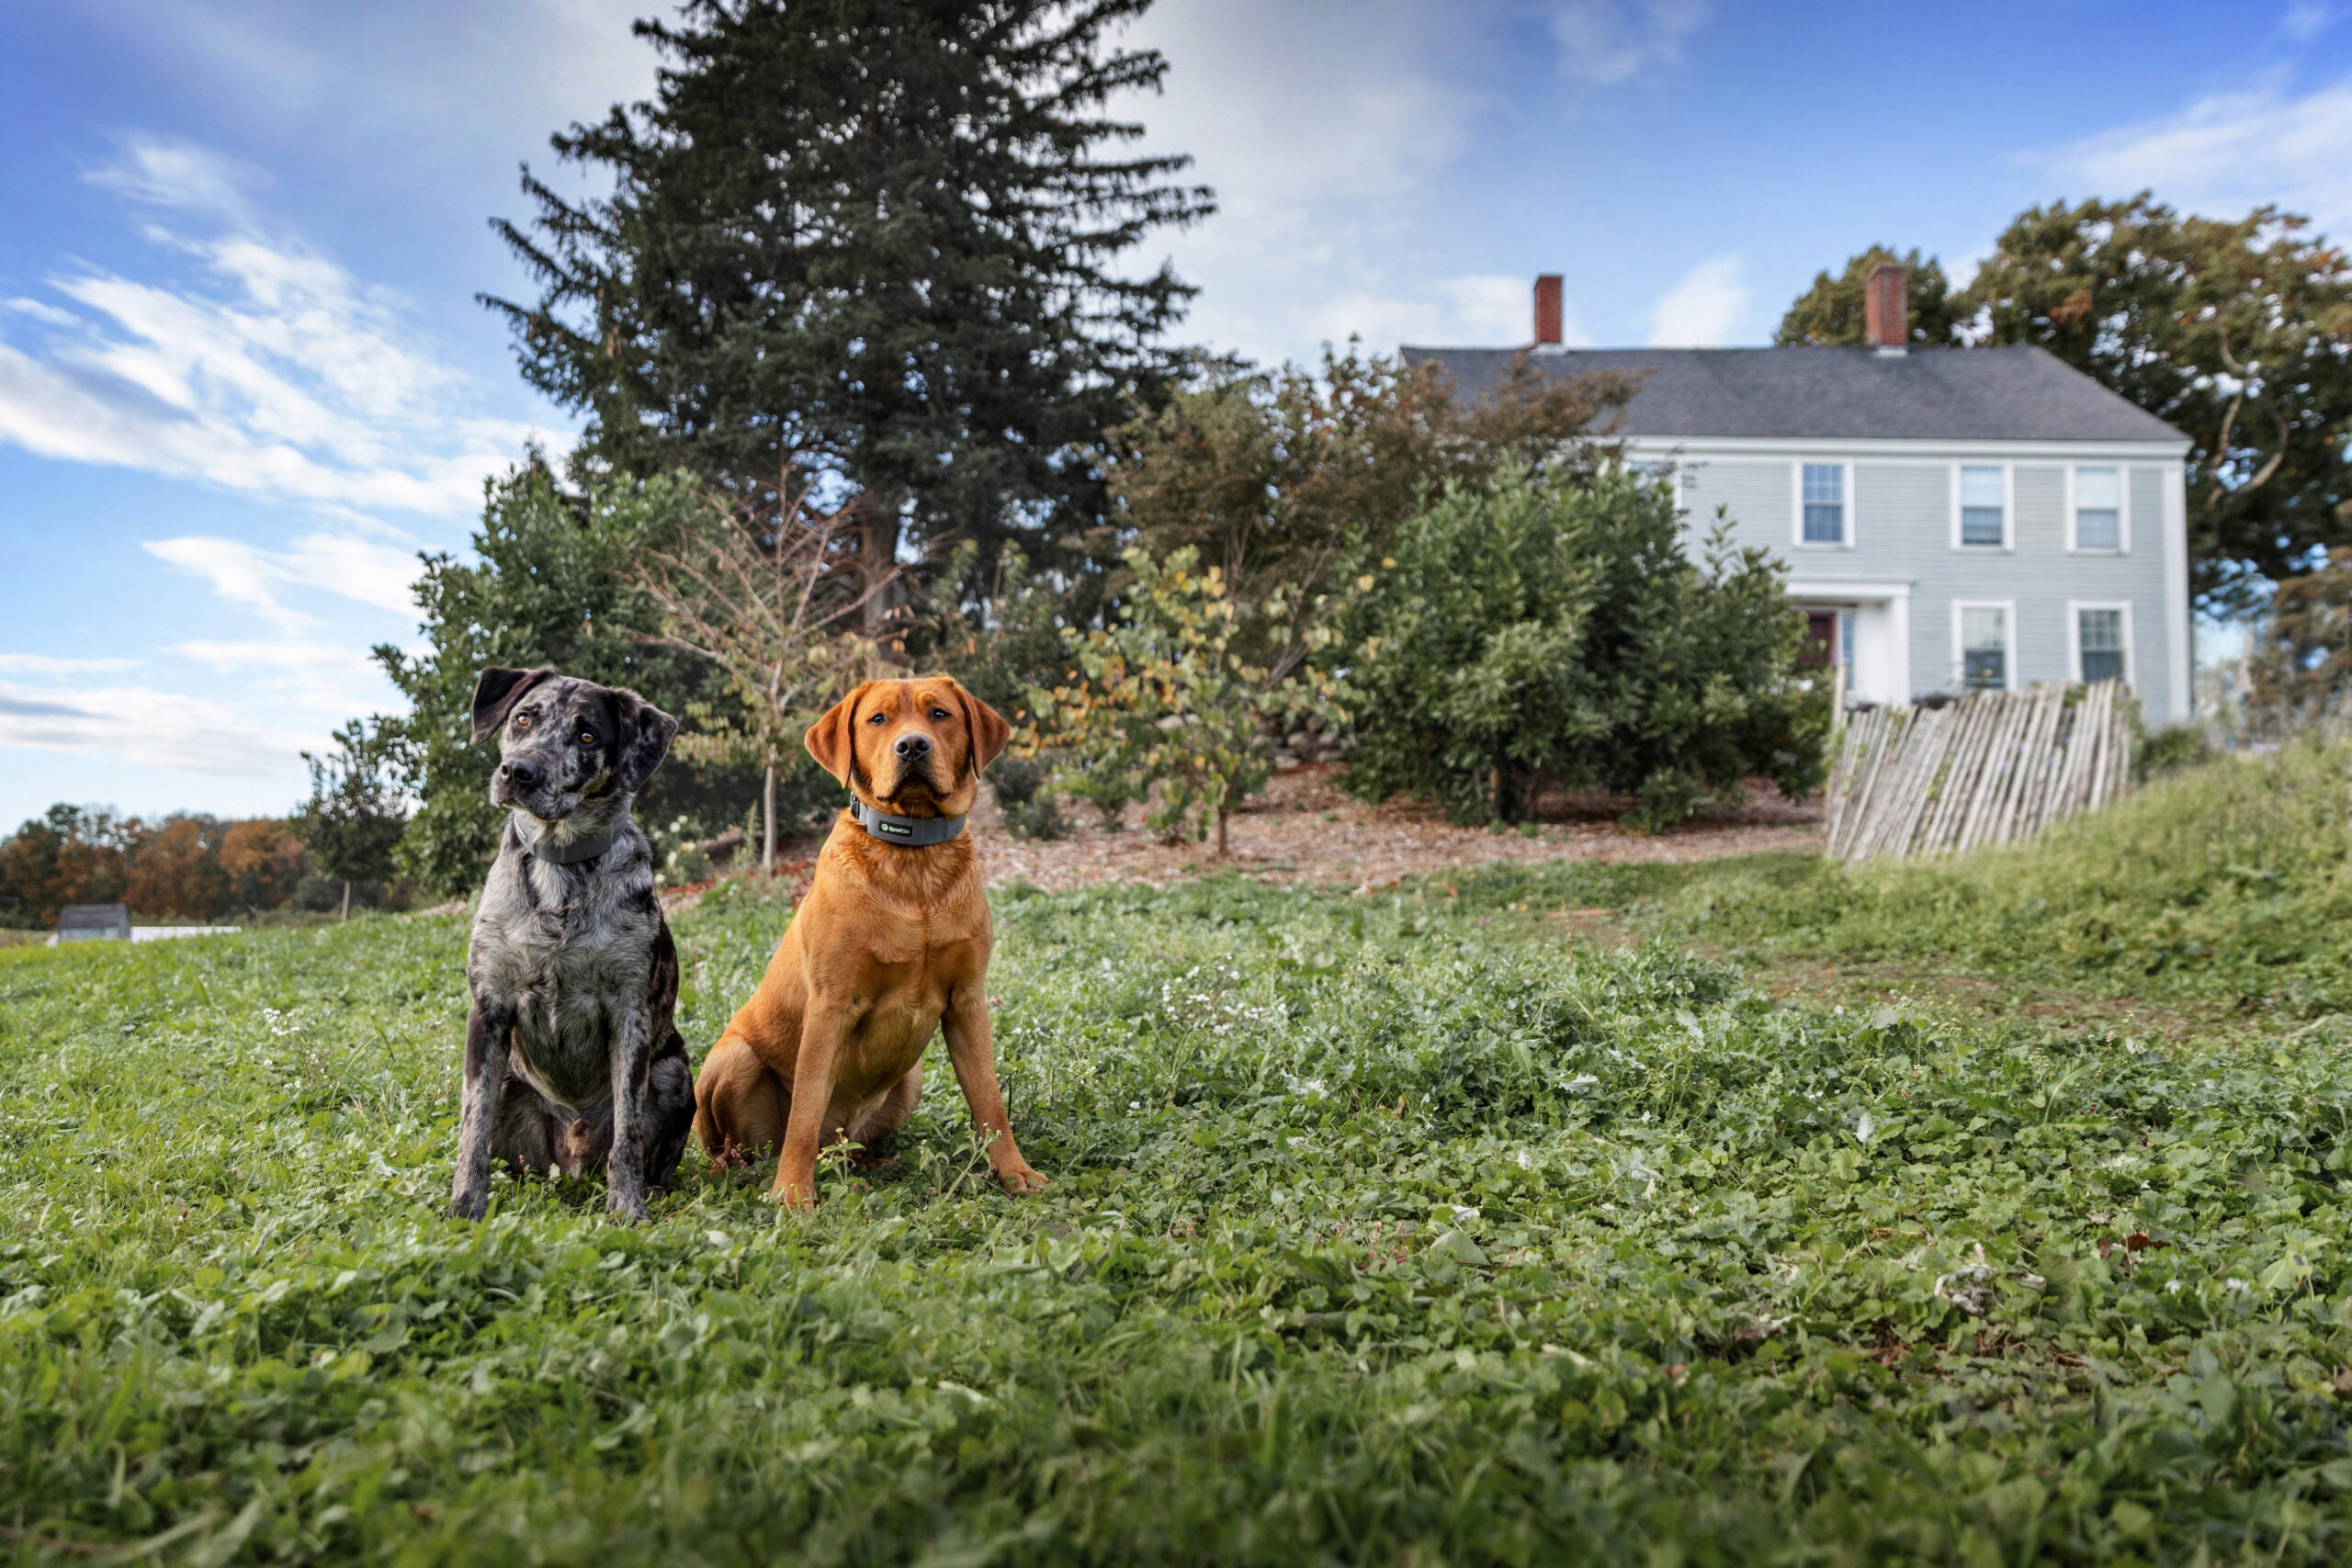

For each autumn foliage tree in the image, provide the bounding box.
[1109,345,1634,679]
[0,808,314,929]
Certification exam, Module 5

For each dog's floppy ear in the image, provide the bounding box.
[949,680,1010,776]
[608,686,678,795]
[804,682,873,787]
[470,665,556,745]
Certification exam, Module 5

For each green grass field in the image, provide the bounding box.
[8,749,2352,1563]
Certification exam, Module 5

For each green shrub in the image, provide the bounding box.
[989,755,1069,841]
[2135,720,2214,782]
[1341,462,1829,829]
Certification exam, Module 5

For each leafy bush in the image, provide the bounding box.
[1025,547,1340,854]
[1342,462,1830,829]
[2135,721,2214,782]
[988,754,1069,841]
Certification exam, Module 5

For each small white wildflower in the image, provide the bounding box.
[1854,1112,1876,1145]
[2225,1278,2250,1294]
[1514,1149,1533,1170]
[2166,1279,2183,1293]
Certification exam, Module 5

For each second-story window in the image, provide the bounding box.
[1959,466,2005,547]
[2075,467,2123,550]
[1802,463,1845,544]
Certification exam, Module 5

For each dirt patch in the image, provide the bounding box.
[1738,953,2247,1043]
[965,766,1823,894]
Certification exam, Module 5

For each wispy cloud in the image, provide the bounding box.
[1647,254,1747,345]
[1548,0,1709,85]
[2283,2,2334,43]
[1124,1,1490,363]
[0,133,545,519]
[168,637,397,719]
[2045,73,2352,233]
[0,677,297,776]
[142,529,422,633]
[1310,274,1576,350]
[0,653,145,675]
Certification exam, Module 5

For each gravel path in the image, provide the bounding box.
[967,768,1822,893]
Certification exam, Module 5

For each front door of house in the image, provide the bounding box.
[1801,609,1838,668]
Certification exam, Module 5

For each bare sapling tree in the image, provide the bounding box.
[633,486,888,873]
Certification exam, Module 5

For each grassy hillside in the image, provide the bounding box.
[1629,739,2352,1016]
[5,852,2352,1562]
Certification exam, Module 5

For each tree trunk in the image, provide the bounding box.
[1215,807,1228,859]
[339,879,351,921]
[861,502,899,637]
[763,761,777,874]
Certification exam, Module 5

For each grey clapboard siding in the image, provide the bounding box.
[1678,455,2175,713]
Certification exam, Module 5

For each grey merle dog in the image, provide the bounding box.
[447,666,696,1224]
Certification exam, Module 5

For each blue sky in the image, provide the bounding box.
[3,0,2346,827]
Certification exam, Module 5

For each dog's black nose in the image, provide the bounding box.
[894,733,932,760]
[500,759,542,788]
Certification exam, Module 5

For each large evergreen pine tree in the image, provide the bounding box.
[484,0,1213,620]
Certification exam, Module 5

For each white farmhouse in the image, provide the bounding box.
[1408,267,2192,722]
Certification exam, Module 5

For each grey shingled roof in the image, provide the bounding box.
[1400,344,2187,445]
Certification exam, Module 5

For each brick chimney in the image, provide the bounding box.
[1864,262,1907,354]
[1533,274,1564,351]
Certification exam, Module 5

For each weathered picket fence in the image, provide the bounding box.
[1824,682,2133,863]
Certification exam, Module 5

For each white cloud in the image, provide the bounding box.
[1646,254,1747,345]
[169,638,397,718]
[85,132,264,221]
[1122,1,1488,364]
[0,654,144,675]
[143,530,422,632]
[0,678,298,776]
[2284,2,2333,42]
[2046,74,2352,233]
[0,133,548,519]
[1548,0,1710,85]
[1308,273,1589,349]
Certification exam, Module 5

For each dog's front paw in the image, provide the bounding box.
[447,1189,489,1222]
[997,1161,1049,1196]
[606,1189,651,1225]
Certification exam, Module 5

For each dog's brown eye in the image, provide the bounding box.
[576,729,596,746]
[513,714,533,731]
[930,707,950,720]
[867,712,887,725]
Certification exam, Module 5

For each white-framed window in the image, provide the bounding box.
[1952,600,2016,693]
[1953,463,2010,549]
[1794,461,1851,547]
[2068,600,2133,686]
[2068,464,2130,553]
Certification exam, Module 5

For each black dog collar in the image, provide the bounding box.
[517,820,616,865]
[850,800,967,846]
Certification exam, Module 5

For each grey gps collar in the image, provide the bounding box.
[850,799,967,846]
[517,819,616,865]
